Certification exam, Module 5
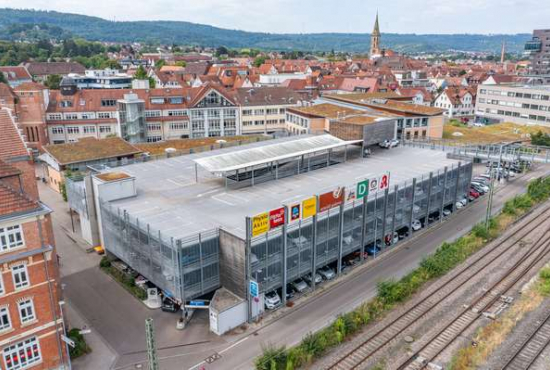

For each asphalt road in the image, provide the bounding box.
[175,165,550,370]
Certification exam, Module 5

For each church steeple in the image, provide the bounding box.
[370,12,381,59]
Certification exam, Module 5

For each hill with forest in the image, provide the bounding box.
[0,8,531,53]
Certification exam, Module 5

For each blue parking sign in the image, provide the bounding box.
[250,280,259,297]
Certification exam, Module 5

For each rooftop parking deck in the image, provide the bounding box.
[107,136,463,240]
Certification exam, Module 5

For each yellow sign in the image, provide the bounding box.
[302,197,317,219]
[251,212,269,237]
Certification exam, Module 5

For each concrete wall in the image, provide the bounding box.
[210,300,247,335]
[219,229,247,299]
[363,119,397,146]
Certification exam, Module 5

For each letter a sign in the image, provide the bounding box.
[356,179,369,199]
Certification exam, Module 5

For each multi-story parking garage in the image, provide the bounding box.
[75,133,472,326]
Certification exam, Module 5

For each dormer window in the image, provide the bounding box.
[60,100,73,108]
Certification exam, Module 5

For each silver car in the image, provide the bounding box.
[318,266,336,280]
[291,278,309,293]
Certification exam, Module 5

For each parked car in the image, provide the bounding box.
[342,234,353,245]
[365,244,381,256]
[456,201,464,209]
[318,266,336,280]
[460,197,468,206]
[411,219,422,231]
[379,139,400,149]
[161,298,180,313]
[291,279,309,293]
[285,284,296,300]
[397,227,410,239]
[443,208,452,217]
[304,272,322,285]
[469,189,480,199]
[471,184,487,195]
[428,213,440,223]
[471,182,489,193]
[264,291,282,310]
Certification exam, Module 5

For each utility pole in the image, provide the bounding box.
[145,318,159,370]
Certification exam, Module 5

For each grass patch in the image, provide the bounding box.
[255,176,550,370]
[99,256,147,300]
[67,328,91,359]
[442,122,550,144]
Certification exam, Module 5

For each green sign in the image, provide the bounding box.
[357,179,369,199]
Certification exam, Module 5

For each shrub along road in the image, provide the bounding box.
[174,166,550,370]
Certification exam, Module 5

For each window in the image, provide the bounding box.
[60,101,72,108]
[167,110,186,116]
[83,126,95,134]
[81,113,94,120]
[101,99,117,107]
[3,336,41,370]
[147,123,162,131]
[150,97,165,104]
[66,126,79,134]
[65,114,78,120]
[97,112,111,119]
[18,299,35,324]
[145,110,161,118]
[146,136,162,143]
[47,113,62,120]
[0,274,3,295]
[266,108,278,115]
[224,109,236,117]
[0,307,10,331]
[207,109,220,118]
[254,109,264,115]
[242,109,252,116]
[169,122,186,130]
[12,264,29,290]
[99,126,112,134]
[169,97,184,104]
[279,108,286,114]
[1,226,24,252]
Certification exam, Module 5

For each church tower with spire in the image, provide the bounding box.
[370,12,382,59]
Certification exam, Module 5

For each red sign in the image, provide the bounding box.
[379,173,390,191]
[269,207,285,229]
[319,187,345,212]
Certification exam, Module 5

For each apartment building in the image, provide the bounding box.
[433,87,476,118]
[475,84,550,126]
[234,87,302,134]
[525,29,550,82]
[0,109,68,370]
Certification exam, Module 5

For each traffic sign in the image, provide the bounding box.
[250,280,259,298]
[357,179,369,199]
[61,334,75,348]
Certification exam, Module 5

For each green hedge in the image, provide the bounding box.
[68,328,91,359]
[255,176,550,370]
[100,257,147,300]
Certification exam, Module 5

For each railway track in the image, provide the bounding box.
[397,229,550,370]
[326,204,550,370]
[500,305,550,370]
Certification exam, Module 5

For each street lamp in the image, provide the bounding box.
[58,301,73,370]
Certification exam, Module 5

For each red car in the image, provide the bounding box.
[469,189,480,198]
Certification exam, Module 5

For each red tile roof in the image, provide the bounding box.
[0,109,29,160]
[0,160,21,179]
[0,66,32,82]
[23,62,85,76]
[0,182,40,216]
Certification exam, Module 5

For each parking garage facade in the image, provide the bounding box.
[247,161,472,314]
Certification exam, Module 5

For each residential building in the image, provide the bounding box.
[66,69,133,89]
[0,67,32,88]
[525,29,550,82]
[0,108,69,370]
[21,62,85,83]
[433,87,476,118]
[234,87,302,134]
[475,84,550,126]
[39,137,142,193]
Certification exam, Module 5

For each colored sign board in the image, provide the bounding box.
[269,207,285,229]
[379,172,390,191]
[251,212,269,237]
[369,177,379,193]
[289,203,301,222]
[319,187,345,212]
[302,197,317,219]
[250,280,259,298]
[357,179,369,200]
[189,300,207,307]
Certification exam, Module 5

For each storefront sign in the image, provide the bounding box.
[251,212,269,237]
[379,172,390,191]
[250,280,259,298]
[289,203,301,222]
[369,177,379,193]
[269,207,285,229]
[319,187,345,212]
[302,197,317,219]
[357,179,369,200]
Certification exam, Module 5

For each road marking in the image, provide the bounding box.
[219,336,249,355]
[197,189,220,198]
[212,194,235,206]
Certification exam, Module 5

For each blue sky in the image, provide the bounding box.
[1,0,548,34]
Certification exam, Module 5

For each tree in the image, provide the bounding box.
[44,74,62,89]
[253,56,267,68]
[531,131,550,146]
[216,46,229,57]
[174,61,187,67]
[0,72,6,84]
[134,65,148,79]
[155,59,166,69]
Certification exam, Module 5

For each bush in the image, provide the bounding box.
[67,328,91,359]
[100,261,147,300]
[99,256,111,268]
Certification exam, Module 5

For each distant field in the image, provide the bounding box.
[442,122,550,144]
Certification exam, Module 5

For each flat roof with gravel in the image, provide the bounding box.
[106,136,463,240]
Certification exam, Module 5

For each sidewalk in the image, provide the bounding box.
[36,173,118,369]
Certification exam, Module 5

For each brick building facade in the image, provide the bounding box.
[0,108,68,370]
